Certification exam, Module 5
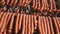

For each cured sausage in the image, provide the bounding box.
[0,12,9,32]
[37,16,43,34]
[15,14,20,34]
[52,17,59,34]
[21,14,26,34]
[8,13,15,34]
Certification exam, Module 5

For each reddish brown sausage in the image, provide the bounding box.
[19,14,23,30]
[21,14,26,34]
[27,15,31,34]
[37,0,41,10]
[0,12,6,29]
[40,0,45,11]
[15,14,20,34]
[41,16,45,34]
[48,16,54,34]
[52,17,59,34]
[52,0,57,11]
[46,17,51,34]
[1,13,9,32]
[0,12,3,19]
[33,15,37,30]
[31,15,35,34]
[25,15,28,34]
[8,13,15,34]
[18,0,23,6]
[49,0,53,12]
[32,0,35,9]
[42,16,47,34]
[38,16,43,34]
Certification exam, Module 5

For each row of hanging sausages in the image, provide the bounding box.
[38,16,60,34]
[0,12,60,34]
[0,0,60,12]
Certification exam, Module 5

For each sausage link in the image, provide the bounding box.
[8,13,15,34]
[25,0,30,7]
[0,0,5,6]
[53,17,59,34]
[1,12,9,32]
[52,0,57,11]
[31,15,35,34]
[46,17,51,34]
[41,16,45,34]
[38,16,43,34]
[57,17,60,29]
[6,13,12,28]
[33,15,37,30]
[49,0,53,12]
[42,16,47,34]
[27,15,31,34]
[37,0,41,10]
[0,12,3,19]
[34,0,38,10]
[44,0,49,10]
[18,0,23,6]
[6,0,10,5]
[0,32,2,34]
[32,0,35,9]
[15,14,20,34]
[25,15,28,34]
[10,0,15,7]
[0,12,6,29]
[48,16,54,34]
[40,0,45,11]
[19,14,23,30]
[21,14,26,34]
[3,29,6,34]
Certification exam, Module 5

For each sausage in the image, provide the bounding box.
[0,0,5,6]
[42,16,47,34]
[27,15,31,34]
[18,0,23,6]
[41,16,45,34]
[0,12,6,29]
[57,17,60,29]
[37,16,43,34]
[0,12,9,32]
[3,29,6,34]
[13,0,18,8]
[44,0,49,10]
[15,14,20,34]
[24,0,31,7]
[6,0,10,5]
[54,17,60,34]
[6,12,12,28]
[48,16,54,34]
[52,17,59,34]
[19,14,23,30]
[34,0,38,10]
[33,15,37,30]
[40,0,45,11]
[0,12,3,20]
[49,0,53,12]
[52,0,57,11]
[32,0,35,9]
[8,13,15,34]
[0,32,2,34]
[21,14,26,34]
[25,15,28,34]
[10,0,15,7]
[31,15,35,34]
[37,0,41,10]
[46,17,51,34]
